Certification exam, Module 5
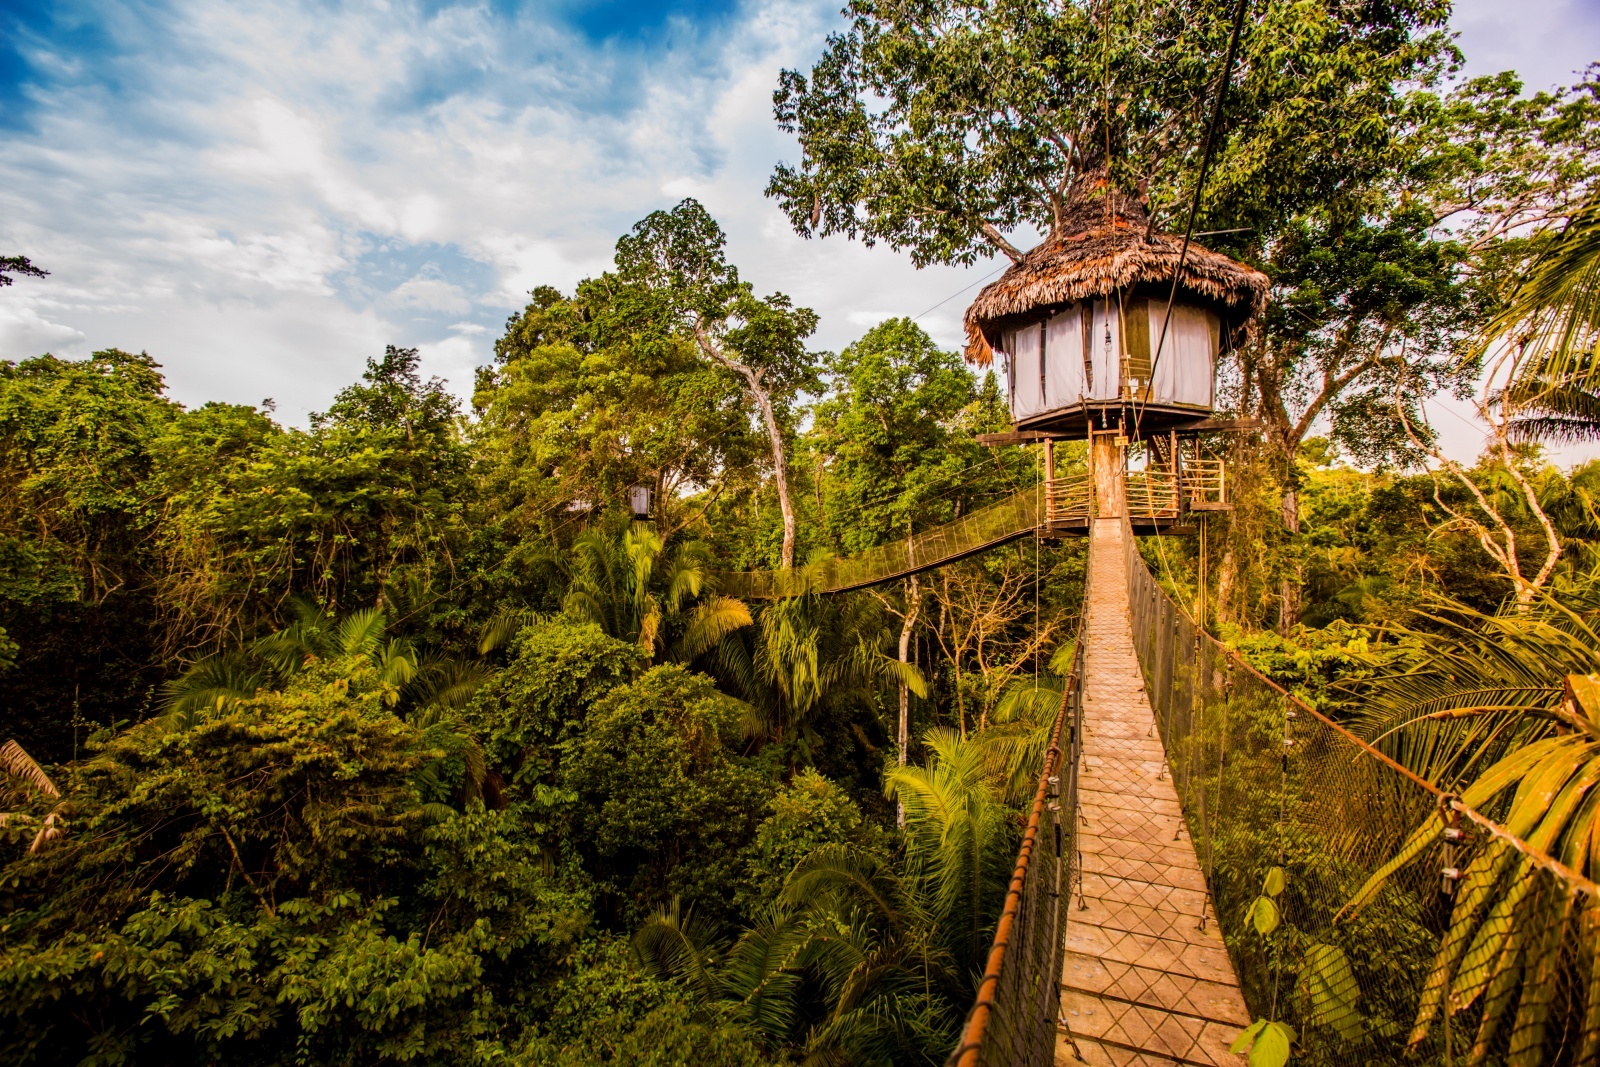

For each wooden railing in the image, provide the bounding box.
[1044,473,1092,525]
[1182,457,1227,509]
[1127,469,1180,519]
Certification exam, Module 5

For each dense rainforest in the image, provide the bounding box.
[3,1,1600,1065]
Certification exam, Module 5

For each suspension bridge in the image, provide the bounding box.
[717,466,1599,1066]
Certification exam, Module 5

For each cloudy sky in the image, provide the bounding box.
[1,0,1597,458]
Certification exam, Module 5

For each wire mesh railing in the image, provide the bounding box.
[715,491,1042,599]
[1121,516,1600,1066]
[946,534,1091,1067]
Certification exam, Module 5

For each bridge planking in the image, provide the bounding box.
[1059,518,1247,1066]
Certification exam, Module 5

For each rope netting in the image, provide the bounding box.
[1122,516,1600,1066]
[715,491,1042,599]
[945,534,1092,1067]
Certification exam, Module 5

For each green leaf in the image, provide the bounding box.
[1300,944,1363,1042]
[1264,866,1287,897]
[1249,1021,1295,1067]
[1248,895,1280,936]
[1230,1019,1268,1054]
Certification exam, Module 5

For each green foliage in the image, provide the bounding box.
[737,769,885,911]
[563,665,776,925]
[1225,622,1387,707]
[519,1000,783,1067]
[809,318,1011,552]
[474,263,763,546]
[510,937,785,1067]
[465,618,642,825]
[0,662,588,1066]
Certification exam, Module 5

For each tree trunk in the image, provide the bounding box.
[1215,544,1237,627]
[1090,432,1125,518]
[749,382,798,570]
[695,330,798,569]
[1278,484,1300,635]
[897,574,920,829]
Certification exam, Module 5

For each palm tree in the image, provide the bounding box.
[978,640,1077,805]
[1488,196,1600,441]
[884,729,1017,973]
[709,593,925,758]
[631,729,1018,1064]
[162,598,425,720]
[1341,596,1600,1062]
[634,847,963,1064]
[557,517,752,661]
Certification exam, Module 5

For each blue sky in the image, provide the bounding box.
[1,0,1597,457]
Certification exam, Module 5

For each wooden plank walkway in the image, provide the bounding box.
[1057,518,1248,1066]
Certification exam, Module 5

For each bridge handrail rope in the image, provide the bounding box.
[945,527,1094,1067]
[1118,511,1600,1065]
[714,490,1046,599]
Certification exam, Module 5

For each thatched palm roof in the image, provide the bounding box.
[963,184,1268,366]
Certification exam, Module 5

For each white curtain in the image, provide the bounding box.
[1088,300,1120,401]
[1007,326,1045,419]
[1148,303,1216,407]
[1043,310,1086,408]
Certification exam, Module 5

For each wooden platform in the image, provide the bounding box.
[1058,518,1248,1066]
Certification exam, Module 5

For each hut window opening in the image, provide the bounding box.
[1122,295,1152,395]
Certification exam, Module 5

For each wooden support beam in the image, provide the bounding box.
[975,430,1056,446]
[1172,417,1263,433]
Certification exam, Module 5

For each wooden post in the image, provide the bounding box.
[1091,430,1126,518]
[1170,430,1181,514]
[1044,437,1056,525]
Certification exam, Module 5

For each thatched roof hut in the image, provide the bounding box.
[962,180,1267,437]
[963,184,1267,367]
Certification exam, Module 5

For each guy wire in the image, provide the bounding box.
[1133,0,1252,440]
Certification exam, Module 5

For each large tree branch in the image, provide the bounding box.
[1288,329,1392,447]
[980,222,1025,263]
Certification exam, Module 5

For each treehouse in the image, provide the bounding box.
[964,181,1267,532]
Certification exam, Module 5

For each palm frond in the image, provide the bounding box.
[781,845,905,934]
[719,905,808,1042]
[411,657,496,712]
[337,608,388,659]
[675,596,753,662]
[476,608,550,655]
[160,652,270,720]
[1485,196,1600,386]
[0,740,58,797]
[1342,593,1600,1055]
[632,898,723,1005]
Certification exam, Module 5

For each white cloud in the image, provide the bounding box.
[386,275,472,314]
[0,304,87,357]
[0,0,1590,474]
